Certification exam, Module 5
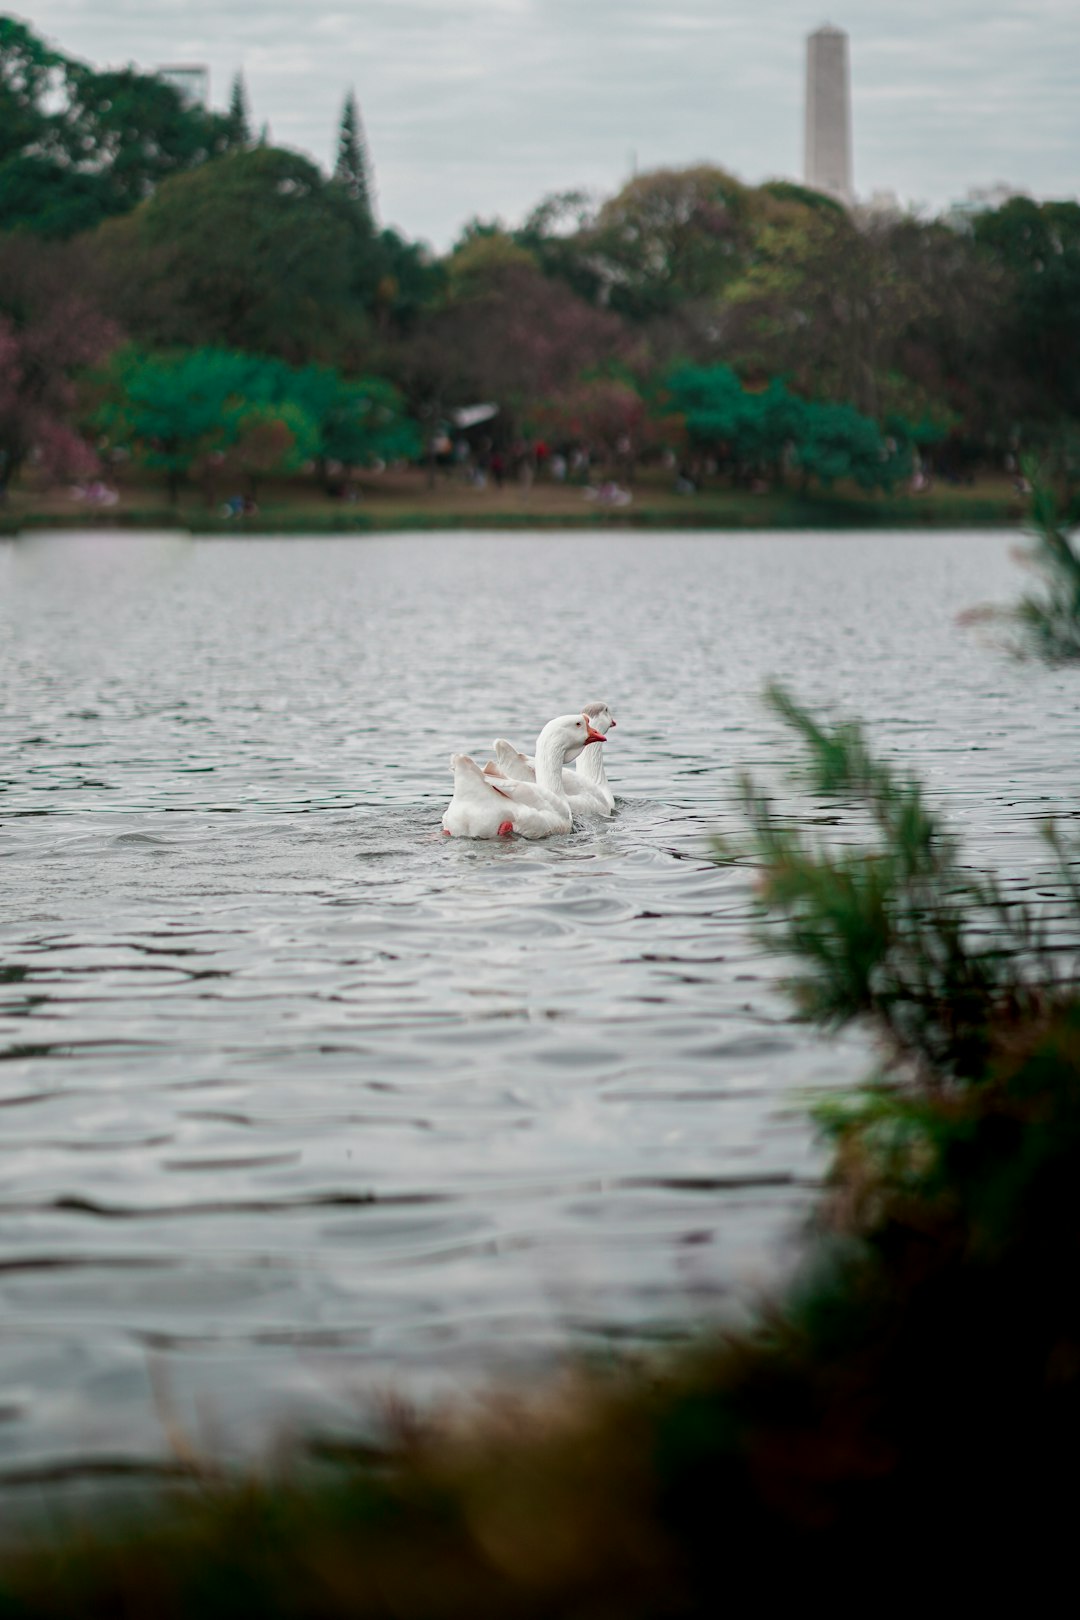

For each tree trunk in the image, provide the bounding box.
[0,448,24,504]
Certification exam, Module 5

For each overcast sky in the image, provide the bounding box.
[22,1,1080,249]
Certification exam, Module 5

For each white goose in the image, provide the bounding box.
[487,702,617,817]
[442,713,607,839]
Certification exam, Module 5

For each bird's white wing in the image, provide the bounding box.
[450,755,554,814]
[490,740,536,782]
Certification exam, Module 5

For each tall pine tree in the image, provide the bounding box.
[225,72,252,148]
[333,90,375,228]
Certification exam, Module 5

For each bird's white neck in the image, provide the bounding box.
[576,741,608,786]
[534,726,576,795]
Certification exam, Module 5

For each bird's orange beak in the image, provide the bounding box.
[586,724,606,744]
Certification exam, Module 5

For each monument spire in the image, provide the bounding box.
[804,24,853,205]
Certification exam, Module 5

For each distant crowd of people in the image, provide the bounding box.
[431,435,650,505]
[433,435,566,490]
[220,494,260,518]
[70,480,118,507]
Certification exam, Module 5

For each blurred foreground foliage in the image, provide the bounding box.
[2,700,1079,1609]
[728,685,1071,1076]
[1009,475,1080,660]
[962,471,1080,661]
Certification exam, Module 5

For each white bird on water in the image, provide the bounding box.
[486,701,617,818]
[442,712,607,839]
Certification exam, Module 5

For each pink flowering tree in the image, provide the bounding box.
[0,238,118,497]
[536,378,653,477]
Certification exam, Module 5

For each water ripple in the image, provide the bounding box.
[0,527,1076,1479]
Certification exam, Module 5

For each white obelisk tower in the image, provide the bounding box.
[804,24,853,205]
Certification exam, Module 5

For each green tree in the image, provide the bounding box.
[974,197,1080,423]
[794,399,907,492]
[0,19,234,235]
[719,211,897,417]
[94,345,417,501]
[368,229,445,333]
[720,208,1006,435]
[333,89,375,226]
[316,377,418,469]
[661,364,802,485]
[62,63,230,213]
[583,166,755,319]
[0,17,62,166]
[661,363,905,492]
[758,179,848,217]
[90,147,376,364]
[225,73,252,149]
[289,366,419,481]
[444,228,537,300]
[0,154,114,239]
[94,347,246,501]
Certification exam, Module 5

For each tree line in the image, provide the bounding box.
[1,16,1078,504]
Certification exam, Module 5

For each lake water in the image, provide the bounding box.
[0,527,1076,1488]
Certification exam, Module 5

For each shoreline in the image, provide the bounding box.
[0,493,1027,537]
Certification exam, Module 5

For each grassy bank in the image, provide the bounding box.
[1,698,1078,1610]
[0,468,1028,536]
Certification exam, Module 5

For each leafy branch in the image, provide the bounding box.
[1011,468,1080,661]
[721,685,1076,1083]
[963,466,1080,662]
